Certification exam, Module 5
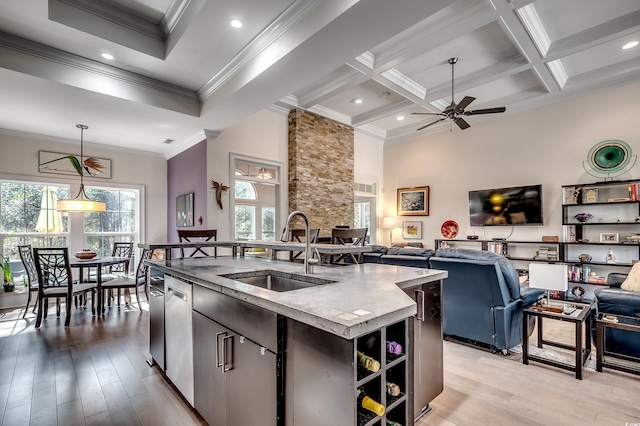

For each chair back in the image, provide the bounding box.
[135,248,154,288]
[18,245,38,289]
[110,242,134,275]
[289,229,320,262]
[177,229,217,258]
[330,228,368,264]
[32,248,73,295]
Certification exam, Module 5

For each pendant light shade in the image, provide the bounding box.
[56,124,106,213]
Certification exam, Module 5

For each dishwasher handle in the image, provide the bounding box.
[167,287,187,302]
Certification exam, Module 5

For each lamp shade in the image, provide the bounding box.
[57,197,106,213]
[528,263,568,291]
[383,217,399,229]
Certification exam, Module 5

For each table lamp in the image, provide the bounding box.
[382,217,399,245]
[528,263,568,306]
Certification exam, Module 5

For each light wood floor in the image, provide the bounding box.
[1,301,638,426]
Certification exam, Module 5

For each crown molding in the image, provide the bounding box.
[161,0,192,36]
[164,131,208,159]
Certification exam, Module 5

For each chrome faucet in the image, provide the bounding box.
[280,210,319,274]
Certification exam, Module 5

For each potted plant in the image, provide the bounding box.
[0,254,13,292]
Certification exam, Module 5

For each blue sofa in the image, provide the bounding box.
[428,248,543,353]
[594,273,640,358]
[380,246,435,268]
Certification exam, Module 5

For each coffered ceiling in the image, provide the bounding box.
[0,0,638,157]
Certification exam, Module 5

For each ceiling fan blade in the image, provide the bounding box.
[456,96,475,110]
[454,117,470,130]
[416,118,446,131]
[464,107,506,116]
[411,112,444,116]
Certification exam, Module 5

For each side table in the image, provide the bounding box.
[596,313,640,376]
[522,301,594,380]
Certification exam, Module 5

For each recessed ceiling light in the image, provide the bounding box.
[101,52,114,60]
[622,41,638,50]
[354,98,363,104]
[396,116,405,121]
[229,19,243,29]
[163,139,175,144]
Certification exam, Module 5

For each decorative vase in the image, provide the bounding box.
[3,284,15,292]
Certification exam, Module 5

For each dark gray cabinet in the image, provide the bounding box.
[404,280,443,421]
[193,308,277,425]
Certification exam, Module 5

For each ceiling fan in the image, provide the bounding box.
[413,57,506,131]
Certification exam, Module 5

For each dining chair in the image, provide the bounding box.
[100,248,153,311]
[289,228,320,262]
[32,247,97,327]
[102,241,134,306]
[177,229,217,258]
[329,228,368,265]
[18,245,39,318]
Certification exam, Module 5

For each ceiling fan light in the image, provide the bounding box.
[622,41,638,50]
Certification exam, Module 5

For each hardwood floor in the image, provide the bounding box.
[1,301,638,425]
[0,300,203,426]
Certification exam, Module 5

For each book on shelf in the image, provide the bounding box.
[629,183,640,201]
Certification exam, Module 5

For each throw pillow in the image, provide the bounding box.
[621,263,640,292]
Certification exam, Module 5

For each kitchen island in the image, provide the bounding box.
[148,256,446,425]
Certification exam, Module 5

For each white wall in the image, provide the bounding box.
[355,135,384,243]
[206,108,289,244]
[0,132,168,251]
[383,82,640,249]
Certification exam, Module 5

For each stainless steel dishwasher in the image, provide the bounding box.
[165,275,194,406]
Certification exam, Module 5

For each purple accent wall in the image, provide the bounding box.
[167,140,208,245]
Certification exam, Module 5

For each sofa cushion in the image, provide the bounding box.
[387,246,434,257]
[433,247,520,300]
[621,263,640,292]
[368,245,388,254]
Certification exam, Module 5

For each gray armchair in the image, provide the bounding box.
[594,273,640,358]
[429,248,543,353]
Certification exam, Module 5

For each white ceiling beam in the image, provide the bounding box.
[0,31,200,116]
[491,0,560,93]
[564,56,640,91]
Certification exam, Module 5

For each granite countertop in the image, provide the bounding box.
[149,257,446,339]
[140,240,373,254]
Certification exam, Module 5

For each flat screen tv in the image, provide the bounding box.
[469,184,543,226]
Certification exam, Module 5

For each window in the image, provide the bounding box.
[232,157,281,242]
[354,200,370,230]
[0,181,69,258]
[83,188,138,257]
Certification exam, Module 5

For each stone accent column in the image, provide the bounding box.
[288,109,354,237]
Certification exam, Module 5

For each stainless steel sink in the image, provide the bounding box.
[221,270,336,292]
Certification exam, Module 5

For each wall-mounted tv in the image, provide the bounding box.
[469,184,543,226]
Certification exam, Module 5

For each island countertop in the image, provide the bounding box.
[148,256,446,339]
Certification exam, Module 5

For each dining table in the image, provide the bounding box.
[69,256,130,315]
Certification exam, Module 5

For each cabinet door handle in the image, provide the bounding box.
[415,289,425,321]
[215,331,228,368]
[222,335,234,373]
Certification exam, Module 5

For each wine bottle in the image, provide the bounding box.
[386,340,402,355]
[357,351,380,372]
[356,387,385,416]
[386,381,400,396]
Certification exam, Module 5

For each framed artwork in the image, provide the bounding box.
[402,221,422,239]
[397,186,429,216]
[176,193,194,227]
[38,150,112,179]
[600,232,619,243]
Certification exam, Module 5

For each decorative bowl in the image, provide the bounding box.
[578,253,592,263]
[75,249,97,260]
[574,213,593,223]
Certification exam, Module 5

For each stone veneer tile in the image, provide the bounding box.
[288,109,354,236]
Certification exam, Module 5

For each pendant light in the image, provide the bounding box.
[56,124,106,212]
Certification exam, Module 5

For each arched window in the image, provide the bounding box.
[234,180,256,200]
